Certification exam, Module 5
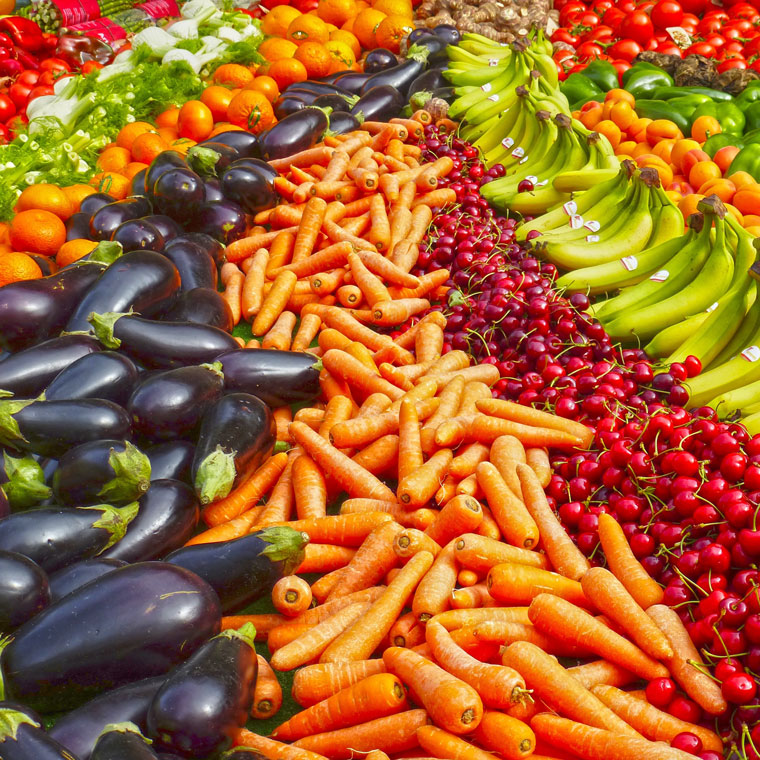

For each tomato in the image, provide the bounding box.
[679,0,707,15]
[551,29,579,44]
[611,58,632,81]
[593,0,613,13]
[39,58,70,74]
[602,6,626,26]
[720,48,745,60]
[0,93,15,123]
[560,1,588,26]
[608,38,643,60]
[650,0,683,27]
[685,42,717,56]
[579,10,601,25]
[733,4,759,19]
[8,82,31,109]
[584,24,616,42]
[81,60,104,74]
[16,70,39,87]
[750,58,760,74]
[0,122,9,145]
[656,41,684,55]
[616,0,637,13]
[27,85,54,102]
[729,18,754,32]
[704,33,727,49]
[575,41,605,58]
[619,10,654,46]
[742,36,760,56]
[554,48,576,64]
[724,40,745,54]
[718,58,748,71]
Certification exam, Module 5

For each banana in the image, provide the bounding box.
[740,410,760,435]
[709,373,760,419]
[482,98,541,169]
[644,197,684,248]
[644,313,711,359]
[553,167,619,192]
[461,113,501,144]
[709,290,760,369]
[507,184,572,217]
[445,60,511,87]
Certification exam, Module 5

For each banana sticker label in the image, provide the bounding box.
[742,346,760,362]
[584,220,600,232]
[586,235,600,242]
[706,302,719,313]
[650,270,669,282]
[487,94,500,102]
[563,200,577,216]
[511,147,525,158]
[501,137,514,149]
[489,59,500,66]
[569,215,584,229]
[621,256,638,271]
[481,83,492,92]
[525,175,549,187]
[519,155,529,164]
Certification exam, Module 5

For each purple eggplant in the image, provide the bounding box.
[0,334,101,396]
[80,193,115,216]
[0,502,138,573]
[359,45,429,97]
[144,151,188,196]
[217,348,321,406]
[162,239,217,292]
[127,364,224,440]
[328,111,362,135]
[313,93,353,111]
[221,165,276,215]
[132,169,149,197]
[49,677,164,760]
[259,107,329,161]
[163,288,233,332]
[143,215,180,242]
[274,95,309,120]
[66,211,94,241]
[352,83,404,121]
[165,527,307,613]
[331,71,372,93]
[187,142,239,177]
[90,312,238,370]
[364,47,398,73]
[0,708,82,760]
[112,219,165,252]
[65,250,181,333]
[147,625,257,757]
[199,130,260,159]
[91,723,160,760]
[90,198,152,241]
[434,23,460,44]
[287,79,353,96]
[146,441,194,484]
[44,351,139,406]
[408,27,436,44]
[53,439,151,507]
[193,200,247,244]
[101,479,198,563]
[176,232,225,266]
[0,561,222,712]
[408,66,447,100]
[0,550,50,632]
[191,393,274,505]
[204,179,225,202]
[48,558,127,602]
[0,398,131,458]
[1,451,51,509]
[152,168,206,220]
[231,157,279,184]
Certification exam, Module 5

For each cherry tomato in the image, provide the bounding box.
[560,1,588,26]
[720,48,746,60]
[651,0,684,27]
[750,58,760,73]
[583,25,615,42]
[704,33,727,49]
[679,0,707,15]
[733,4,759,19]
[8,82,31,109]
[603,6,626,26]
[718,58,748,71]
[81,60,104,74]
[742,36,760,56]
[609,38,643,60]
[0,93,15,123]
[16,70,40,87]
[0,122,9,144]
[616,0,637,13]
[619,10,655,46]
[656,41,684,55]
[723,40,745,54]
[552,29,579,45]
[579,10,601,25]
[575,41,605,58]
[554,48,576,64]
[685,42,717,56]
[593,0,613,13]
[27,85,54,101]
[611,58,632,80]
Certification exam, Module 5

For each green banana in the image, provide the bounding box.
[645,313,711,359]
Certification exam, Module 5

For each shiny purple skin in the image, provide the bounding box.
[91,727,160,760]
[350,84,404,122]
[145,441,194,484]
[192,201,246,244]
[90,198,152,241]
[147,629,257,757]
[49,676,165,760]
[220,165,276,215]
[364,47,397,72]
[0,550,50,632]
[48,558,127,603]
[112,219,165,253]
[164,288,233,332]
[359,57,426,98]
[259,108,328,161]
[44,351,139,406]
[0,264,104,352]
[162,239,217,292]
[0,715,81,760]
[0,335,101,396]
[1,562,222,712]
[152,168,206,220]
[174,232,225,266]
[199,130,260,159]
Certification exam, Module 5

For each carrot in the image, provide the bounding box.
[502,642,640,737]
[269,232,297,277]
[290,196,327,263]
[487,564,590,608]
[349,167,380,192]
[220,266,243,325]
[389,206,412,253]
[451,584,495,610]
[364,121,407,140]
[342,499,436,531]
[295,543,356,574]
[454,533,549,573]
[646,604,728,715]
[413,319,444,365]
[351,434,399,476]
[379,362,414,391]
[434,475,457,507]
[489,434,526,495]
[355,248,420,288]
[292,659,388,708]
[424,351,473,380]
[245,338,261,348]
[383,646,483,734]
[234,728,328,760]
[567,660,638,690]
[366,193,391,252]
[392,399,423,484]
[241,248,269,319]
[291,312,322,352]
[390,240,420,273]
[452,571,476,588]
[517,463,590,580]
[318,327,352,353]
[416,725,498,760]
[447,414,582,448]
[455,472,482,500]
[411,188,457,209]
[389,611,426,648]
[272,575,313,618]
[291,454,327,520]
[597,513,664,610]
[527,594,668,681]
[348,250,390,306]
[317,149,350,184]
[387,376,439,414]
[319,394,354,443]
[252,655,283,720]
[269,145,333,170]
[263,310,297,351]
[292,709,429,759]
[477,505,502,541]
[591,685,723,752]
[430,606,531,631]
[184,504,263,546]
[311,569,344,603]
[277,512,393,547]
[334,284,360,308]
[274,406,293,444]
[275,241,354,280]
[379,172,401,202]
[525,447,551,487]
[474,710,535,760]
[420,375,466,453]
[321,550,435,662]
[310,268,345,297]
[257,449,299,526]
[322,348,404,401]
[530,714,697,760]
[290,421,397,502]
[580,567,673,661]
[397,448,453,508]
[412,541,458,622]
[273,672,408,741]
[367,298,430,326]
[424,494,483,546]
[474,620,592,658]
[394,528,442,561]
[201,451,288,521]
[346,341,380,376]
[269,622,316,654]
[252,270,298,336]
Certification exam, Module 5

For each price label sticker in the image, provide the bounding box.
[584,220,600,232]
[487,94,500,102]
[535,179,549,187]
[489,58,500,66]
[706,302,719,313]
[519,155,529,164]
[650,270,669,282]
[586,234,600,243]
[621,255,638,271]
[569,215,584,229]
[525,175,538,184]
[511,147,525,158]
[743,346,760,362]
[481,83,492,92]
[501,137,514,149]
[563,200,577,216]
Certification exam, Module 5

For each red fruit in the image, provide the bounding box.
[671,732,702,755]
[721,672,757,703]
[645,677,676,708]
[669,696,702,723]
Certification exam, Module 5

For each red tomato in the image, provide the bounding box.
[16,70,39,87]
[39,58,70,74]
[81,61,104,74]
[27,85,54,101]
[0,93,15,122]
[551,29,579,44]
[616,0,637,13]
[8,82,31,109]
[656,41,684,55]
[729,19,754,31]
[560,1,588,25]
[579,10,601,24]
[704,33,727,49]
[619,10,654,46]
[603,6,626,26]
[553,48,576,64]
[750,58,760,73]
[575,41,605,58]
[732,4,759,19]
[611,59,632,81]
[724,40,745,54]
[685,42,717,56]
[593,0,613,13]
[650,0,683,27]
[679,0,707,15]
[608,38,643,60]
[584,24,615,42]
[718,58,748,71]
[742,36,760,56]
[0,122,9,144]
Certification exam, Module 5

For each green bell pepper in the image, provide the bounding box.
[728,143,760,177]
[741,127,760,145]
[690,101,746,135]
[736,82,760,110]
[634,97,699,135]
[560,73,604,110]
[582,60,619,93]
[651,86,733,102]
[622,63,673,100]
[703,133,744,157]
[744,101,760,133]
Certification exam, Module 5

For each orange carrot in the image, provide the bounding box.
[234,728,328,760]
[222,613,285,639]
[525,447,551,487]
[252,270,298,336]
[318,394,354,441]
[439,414,584,449]
[412,541,458,622]
[417,725,498,760]
[430,606,531,631]
[322,348,404,401]
[458,569,479,588]
[473,710,535,760]
[397,449,453,508]
[274,241,354,279]
[379,172,401,202]
[277,513,393,547]
[389,206,412,253]
[389,611,426,648]
[310,268,345,296]
[424,495,483,547]
[336,284,362,308]
[226,227,297,264]
[252,655,283,720]
[414,319,444,364]
[420,375,466,453]
[367,193,391,252]
[394,528,442,561]
[366,298,430,326]
[434,475,457,507]
[221,267,243,325]
[451,584,495,610]
[474,620,592,658]
[257,449,299,526]
[295,544,357,574]
[390,240,419,273]
[487,564,590,608]
[292,312,322,352]
[379,363,414,392]
[321,550,435,662]
[184,505,263,546]
[263,310,297,351]
[411,188,457,209]
[291,196,327,263]
[477,505,501,541]
[272,575,313,619]
[349,251,390,306]
[489,434,526,495]
[351,434,399,477]
[647,604,728,715]
[242,247,269,319]
[455,472,482,499]
[355,248,420,288]
[454,533,549,573]
[291,660,389,707]
[274,406,293,444]
[269,622,316,654]
[598,513,664,610]
[292,454,327,520]
[341,499,436,531]
[398,398,424,482]
[567,660,638,690]
[269,146,333,170]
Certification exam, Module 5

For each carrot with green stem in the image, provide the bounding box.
[295,543,356,574]
[349,251,390,306]
[234,728,328,760]
[416,725,498,760]
[252,655,283,720]
[352,434,399,476]
[487,564,590,608]
[567,660,638,690]
[424,494,483,547]
[455,533,549,573]
[412,540,458,622]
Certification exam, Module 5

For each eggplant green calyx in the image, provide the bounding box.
[217,621,257,648]
[258,526,309,574]
[97,441,152,505]
[2,451,51,509]
[0,708,39,742]
[89,310,133,349]
[85,501,140,551]
[195,444,236,505]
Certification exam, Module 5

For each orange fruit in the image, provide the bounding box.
[96,146,132,174]
[209,123,244,138]
[171,138,196,155]
[0,251,42,287]
[61,184,96,213]
[157,127,179,144]
[177,100,214,142]
[287,14,330,45]
[325,40,356,72]
[214,63,254,88]
[0,223,9,245]
[258,37,299,62]
[10,209,67,257]
[130,132,169,164]
[116,122,158,151]
[155,106,179,129]
[15,184,73,221]
[692,114,722,142]
[688,160,722,190]
[122,162,149,181]
[56,238,98,268]
[372,0,412,17]
[227,89,276,132]
[245,75,280,102]
[353,8,387,49]
[267,58,309,90]
[294,41,333,78]
[90,172,131,200]
[261,5,301,37]
[329,29,361,58]
[317,0,356,25]
[201,85,236,122]
[374,14,414,53]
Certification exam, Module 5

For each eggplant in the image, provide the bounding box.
[364,47,398,73]
[53,439,151,507]
[177,232,225,266]
[152,168,206,220]
[217,348,321,407]
[162,239,217,292]
[80,193,115,216]
[199,130,260,159]
[313,93,352,112]
[0,708,82,760]
[30,255,58,277]
[359,47,429,97]
[147,625,257,757]
[192,393,275,505]
[259,107,329,161]
[331,71,372,93]
[327,111,362,135]
[0,503,138,574]
[204,178,225,203]
[146,441,194,484]
[90,198,152,241]
[49,677,165,760]
[434,23,460,45]
[408,27,436,44]
[45,351,139,405]
[90,313,238,370]
[166,527,307,613]
[230,157,279,185]
[274,95,309,120]
[0,550,50,632]
[131,168,148,197]
[0,398,131,458]
[65,250,181,333]
[222,752,268,760]
[101,479,198,563]
[128,365,224,440]
[112,219,165,252]
[163,288,233,332]
[287,80,353,96]
[0,335,101,396]
[187,142,239,177]
[1,561,222,712]
[66,211,94,241]
[318,69,352,83]
[220,165,277,214]
[0,489,8,519]
[1,451,51,509]
[91,723,159,760]
[48,558,127,602]
[144,151,189,196]
[0,264,105,352]
[193,200,247,244]
[351,84,404,122]
[408,66,448,99]
[143,215,180,242]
